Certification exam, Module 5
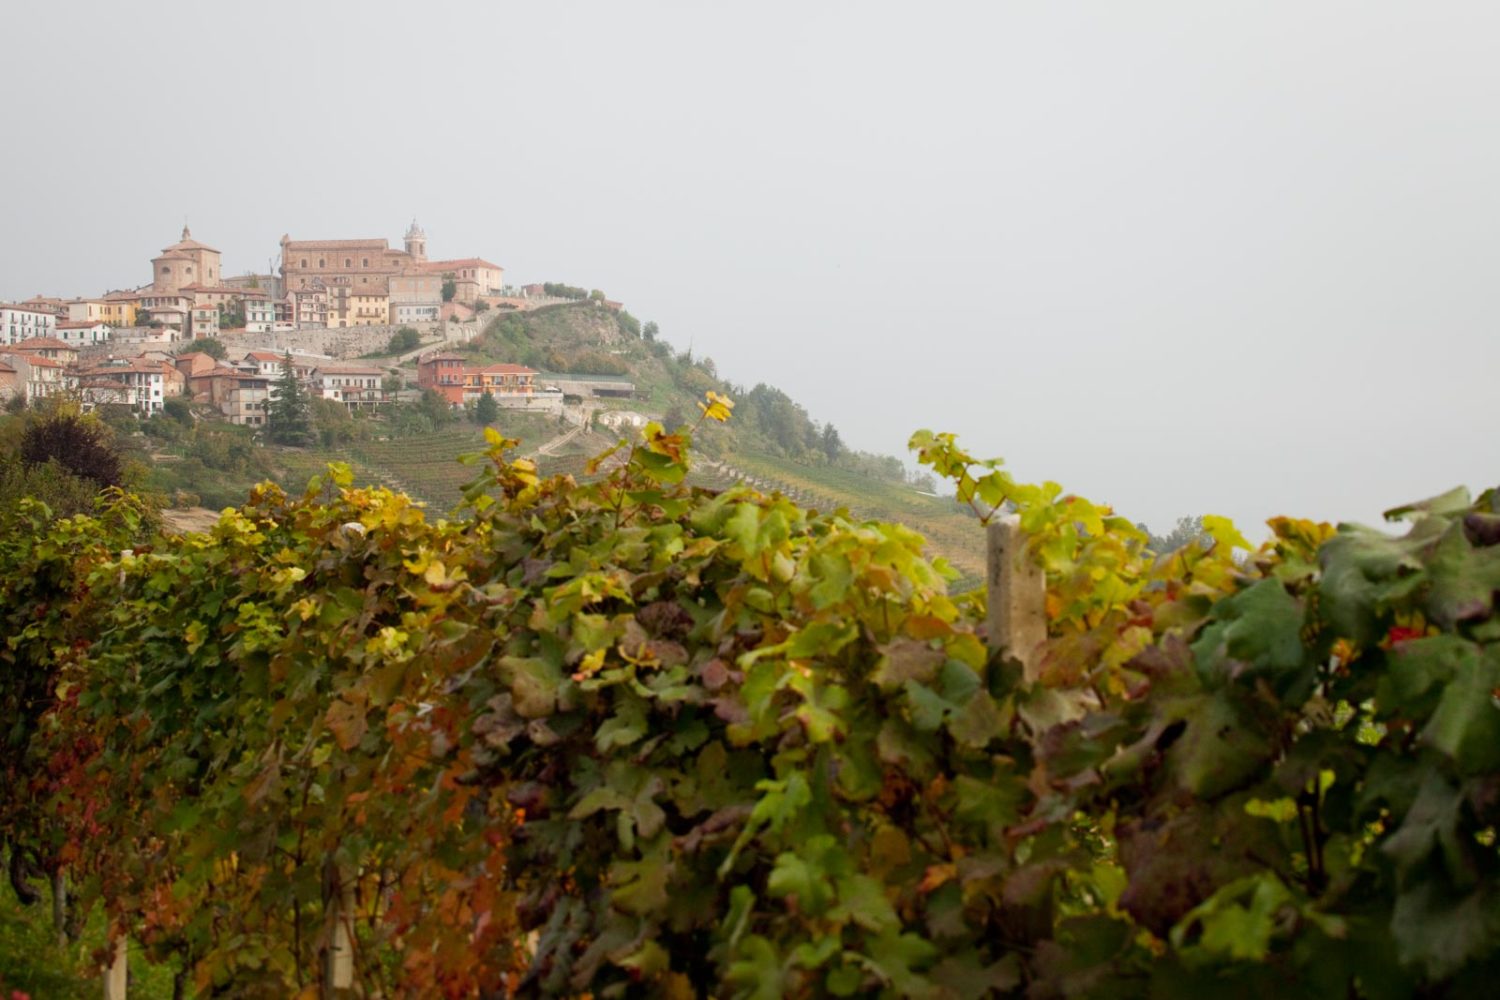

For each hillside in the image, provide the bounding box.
[96,298,984,582]
[444,301,990,582]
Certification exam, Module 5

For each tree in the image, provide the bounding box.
[821,423,844,462]
[643,321,659,342]
[473,391,499,426]
[474,300,490,314]
[19,409,124,489]
[417,387,456,428]
[218,301,246,330]
[185,337,226,360]
[163,396,192,425]
[266,352,311,446]
[441,277,456,302]
[1145,515,1208,554]
[387,327,421,354]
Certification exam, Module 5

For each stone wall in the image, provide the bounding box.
[216,321,477,360]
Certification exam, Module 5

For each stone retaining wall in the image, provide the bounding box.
[217,321,477,361]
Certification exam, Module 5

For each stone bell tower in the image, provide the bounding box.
[403,219,427,262]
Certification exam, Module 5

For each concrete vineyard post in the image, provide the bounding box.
[102,934,127,999]
[986,514,1046,682]
[325,863,355,993]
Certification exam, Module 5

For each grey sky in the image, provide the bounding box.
[4,1,1497,536]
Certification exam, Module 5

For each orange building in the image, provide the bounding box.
[417,352,535,405]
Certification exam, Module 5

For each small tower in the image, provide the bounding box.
[404,219,427,262]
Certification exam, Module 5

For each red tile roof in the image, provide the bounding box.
[421,258,504,273]
[284,238,392,251]
[10,337,74,351]
[315,364,385,376]
[168,239,217,251]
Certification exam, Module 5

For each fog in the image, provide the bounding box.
[4,1,1497,535]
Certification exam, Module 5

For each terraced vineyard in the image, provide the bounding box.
[261,420,984,586]
[726,448,987,586]
[270,415,566,512]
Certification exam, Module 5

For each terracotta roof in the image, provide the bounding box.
[422,258,504,272]
[245,351,284,362]
[283,238,391,251]
[0,362,16,373]
[315,364,385,376]
[477,363,537,375]
[56,320,107,329]
[17,356,63,368]
[10,337,74,351]
[180,283,266,297]
[0,302,56,314]
[162,237,219,253]
[78,359,172,376]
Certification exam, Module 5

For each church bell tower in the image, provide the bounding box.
[404,219,427,262]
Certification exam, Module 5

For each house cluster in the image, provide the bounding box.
[0,336,388,424]
[416,352,540,405]
[175,350,389,426]
[0,334,184,413]
[1,221,506,351]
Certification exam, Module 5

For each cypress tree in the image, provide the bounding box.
[266,351,311,445]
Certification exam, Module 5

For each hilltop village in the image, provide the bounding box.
[0,223,622,424]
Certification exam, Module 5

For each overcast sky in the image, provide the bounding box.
[4,1,1497,535]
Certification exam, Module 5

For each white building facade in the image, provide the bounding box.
[1,304,57,345]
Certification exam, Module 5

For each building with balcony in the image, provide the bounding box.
[1,303,57,345]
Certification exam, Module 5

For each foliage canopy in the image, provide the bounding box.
[0,402,1498,996]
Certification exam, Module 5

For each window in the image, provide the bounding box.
[319,259,325,268]
[363,258,369,268]
[345,258,352,268]
[301,259,308,268]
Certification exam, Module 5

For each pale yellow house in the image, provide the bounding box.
[101,292,140,327]
[326,278,390,328]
